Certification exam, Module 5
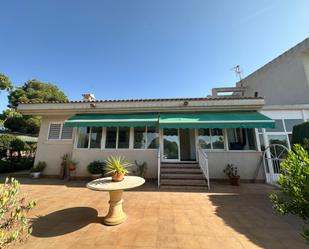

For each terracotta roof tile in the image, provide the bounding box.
[19,96,264,104]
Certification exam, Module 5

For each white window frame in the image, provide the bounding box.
[257,118,306,151]
[47,122,73,140]
[75,127,103,150]
[197,128,226,151]
[133,126,159,150]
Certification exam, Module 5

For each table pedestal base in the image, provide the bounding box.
[103,190,127,226]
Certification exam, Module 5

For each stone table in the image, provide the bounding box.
[86,176,145,225]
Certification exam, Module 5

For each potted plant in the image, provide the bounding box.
[105,155,131,182]
[30,161,46,178]
[67,158,78,171]
[87,160,105,180]
[223,164,240,186]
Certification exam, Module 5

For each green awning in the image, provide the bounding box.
[64,113,158,128]
[159,111,275,129]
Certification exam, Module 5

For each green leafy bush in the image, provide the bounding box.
[0,134,14,158]
[0,160,33,173]
[0,177,36,248]
[30,161,46,173]
[87,160,105,175]
[270,144,309,243]
[292,122,309,147]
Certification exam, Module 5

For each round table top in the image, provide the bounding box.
[86,176,145,191]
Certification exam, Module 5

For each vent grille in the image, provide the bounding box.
[48,123,61,139]
[61,127,73,139]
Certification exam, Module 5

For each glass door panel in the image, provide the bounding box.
[163,128,180,160]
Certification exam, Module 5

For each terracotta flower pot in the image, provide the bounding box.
[68,164,76,171]
[230,176,240,186]
[112,173,124,182]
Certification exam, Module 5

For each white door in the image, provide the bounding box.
[162,128,180,161]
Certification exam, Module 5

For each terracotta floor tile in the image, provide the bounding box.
[5,178,308,249]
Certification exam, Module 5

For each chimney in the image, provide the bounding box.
[82,93,96,102]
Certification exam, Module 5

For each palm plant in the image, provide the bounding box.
[105,155,131,181]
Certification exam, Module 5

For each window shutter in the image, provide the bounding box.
[61,127,73,139]
[48,123,61,139]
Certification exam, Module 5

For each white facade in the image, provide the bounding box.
[237,38,309,105]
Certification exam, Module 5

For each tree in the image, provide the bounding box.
[4,79,67,134]
[0,74,13,93]
[8,79,67,108]
[270,144,309,243]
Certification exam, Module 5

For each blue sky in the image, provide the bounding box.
[1,0,309,111]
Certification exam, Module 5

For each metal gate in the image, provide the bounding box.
[263,144,289,184]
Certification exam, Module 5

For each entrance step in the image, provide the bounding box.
[161,168,202,174]
[160,162,208,189]
[160,173,205,180]
[161,162,199,169]
[159,185,208,192]
[160,179,207,186]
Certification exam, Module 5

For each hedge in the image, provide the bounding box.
[292,122,309,145]
[0,160,33,173]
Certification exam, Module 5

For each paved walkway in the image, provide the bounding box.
[7,178,307,249]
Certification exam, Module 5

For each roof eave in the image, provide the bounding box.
[18,98,265,116]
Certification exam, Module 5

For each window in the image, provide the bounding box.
[266,119,284,132]
[227,128,257,150]
[134,127,146,149]
[268,134,289,148]
[90,127,102,148]
[105,127,117,149]
[198,128,224,150]
[146,127,159,149]
[48,123,73,140]
[105,127,130,149]
[118,127,130,149]
[134,126,159,149]
[284,119,303,132]
[48,123,61,139]
[77,127,102,149]
[77,127,90,148]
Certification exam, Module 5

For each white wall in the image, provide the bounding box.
[34,115,74,176]
[207,151,264,180]
[72,149,158,179]
[240,40,309,105]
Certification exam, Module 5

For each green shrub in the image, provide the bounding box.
[30,161,46,173]
[0,160,33,173]
[292,122,309,147]
[87,160,105,174]
[0,177,36,248]
[270,144,309,243]
[0,134,14,158]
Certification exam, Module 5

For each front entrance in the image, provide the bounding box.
[162,128,196,161]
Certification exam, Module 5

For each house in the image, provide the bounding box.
[18,95,274,188]
[17,38,309,188]
[210,37,309,184]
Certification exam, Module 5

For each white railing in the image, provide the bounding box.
[197,146,210,189]
[157,148,161,189]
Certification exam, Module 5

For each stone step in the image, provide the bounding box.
[160,179,207,186]
[160,173,205,180]
[161,168,202,174]
[159,185,208,192]
[161,163,199,169]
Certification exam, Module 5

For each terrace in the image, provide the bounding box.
[7,178,307,249]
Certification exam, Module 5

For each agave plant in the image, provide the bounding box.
[105,155,132,176]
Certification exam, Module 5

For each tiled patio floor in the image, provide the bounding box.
[7,178,308,249]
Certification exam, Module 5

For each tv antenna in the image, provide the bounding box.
[231,65,243,81]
